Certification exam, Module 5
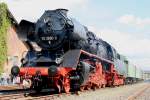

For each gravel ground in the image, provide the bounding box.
[135,84,150,100]
[53,82,149,100]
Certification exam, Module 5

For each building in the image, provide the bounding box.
[143,71,150,80]
[3,9,27,74]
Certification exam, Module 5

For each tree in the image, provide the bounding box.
[0,3,10,74]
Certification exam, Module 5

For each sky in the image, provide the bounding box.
[0,0,150,71]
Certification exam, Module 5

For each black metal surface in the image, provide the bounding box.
[18,20,35,41]
[61,50,81,68]
[11,66,20,76]
[79,61,91,85]
[48,65,57,76]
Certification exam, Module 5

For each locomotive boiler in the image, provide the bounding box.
[11,9,125,93]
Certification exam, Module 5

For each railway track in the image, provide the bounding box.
[135,84,150,100]
[0,91,70,100]
[27,93,69,100]
[0,86,69,100]
[0,93,25,100]
[0,89,35,100]
[0,86,124,100]
[0,85,23,90]
[127,83,150,100]
[0,83,149,100]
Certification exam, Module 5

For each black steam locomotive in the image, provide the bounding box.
[11,9,128,93]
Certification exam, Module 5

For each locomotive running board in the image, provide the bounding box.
[80,50,113,64]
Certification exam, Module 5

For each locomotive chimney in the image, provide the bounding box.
[56,9,68,16]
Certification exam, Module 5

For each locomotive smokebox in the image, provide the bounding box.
[34,9,70,50]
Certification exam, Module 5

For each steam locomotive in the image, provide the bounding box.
[11,9,143,93]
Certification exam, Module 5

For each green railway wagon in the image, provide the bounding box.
[122,57,136,78]
[124,57,143,83]
[140,69,144,79]
[124,61,136,83]
[114,54,127,77]
[127,62,136,78]
[136,67,143,79]
[141,70,144,79]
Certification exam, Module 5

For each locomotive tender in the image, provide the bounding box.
[11,9,143,93]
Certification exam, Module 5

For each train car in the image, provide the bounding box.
[114,54,127,77]
[135,67,143,81]
[125,61,136,84]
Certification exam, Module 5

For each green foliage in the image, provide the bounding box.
[0,3,10,74]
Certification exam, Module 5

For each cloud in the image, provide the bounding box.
[1,0,88,22]
[118,14,150,28]
[88,26,150,70]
